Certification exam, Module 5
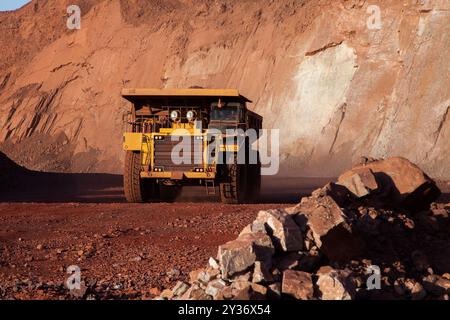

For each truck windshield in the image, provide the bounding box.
[210,106,241,122]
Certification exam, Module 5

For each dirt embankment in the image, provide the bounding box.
[0,0,449,178]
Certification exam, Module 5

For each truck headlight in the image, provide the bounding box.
[170,110,180,122]
[186,110,197,122]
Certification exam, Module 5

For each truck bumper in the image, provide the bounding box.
[140,171,216,180]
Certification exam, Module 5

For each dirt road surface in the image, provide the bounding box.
[0,175,335,299]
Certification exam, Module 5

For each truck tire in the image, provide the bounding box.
[124,151,157,203]
[247,163,261,203]
[220,162,247,204]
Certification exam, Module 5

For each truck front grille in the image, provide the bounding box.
[153,136,204,172]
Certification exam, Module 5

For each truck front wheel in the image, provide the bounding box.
[246,151,261,203]
[124,151,158,203]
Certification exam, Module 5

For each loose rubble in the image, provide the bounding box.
[160,157,449,300]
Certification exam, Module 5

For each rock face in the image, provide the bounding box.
[0,1,449,178]
[159,158,449,301]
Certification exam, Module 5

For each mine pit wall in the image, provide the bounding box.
[0,0,449,179]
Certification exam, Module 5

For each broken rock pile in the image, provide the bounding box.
[159,157,449,300]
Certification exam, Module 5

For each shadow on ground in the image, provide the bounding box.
[0,170,333,204]
[1,152,448,204]
[1,171,125,203]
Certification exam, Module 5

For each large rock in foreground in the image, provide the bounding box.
[217,232,274,279]
[294,196,365,262]
[255,209,303,252]
[338,157,441,211]
[337,167,378,198]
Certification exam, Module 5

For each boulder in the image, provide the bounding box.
[231,280,252,300]
[311,182,352,206]
[296,196,364,261]
[337,167,378,198]
[239,220,266,237]
[218,239,255,279]
[394,278,427,300]
[281,270,314,300]
[339,157,441,211]
[218,232,274,279]
[316,266,356,300]
[422,275,450,296]
[256,209,303,252]
[404,279,427,300]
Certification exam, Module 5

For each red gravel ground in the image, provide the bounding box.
[0,201,281,299]
[0,173,335,299]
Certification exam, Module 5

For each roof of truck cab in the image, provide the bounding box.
[121,88,252,103]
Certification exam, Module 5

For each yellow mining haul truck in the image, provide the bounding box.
[121,88,263,204]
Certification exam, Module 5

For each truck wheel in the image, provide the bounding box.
[124,151,157,203]
[220,163,247,204]
[247,165,261,203]
[246,151,261,203]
